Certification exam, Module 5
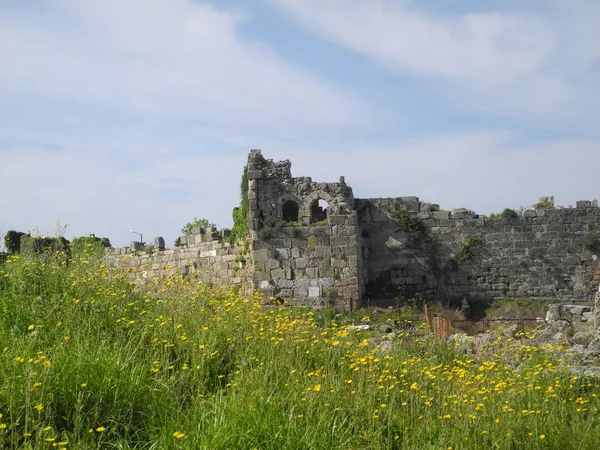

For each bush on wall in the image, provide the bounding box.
[181,218,216,236]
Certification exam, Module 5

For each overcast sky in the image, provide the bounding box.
[1,0,599,248]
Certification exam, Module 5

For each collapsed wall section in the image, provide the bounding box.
[358,198,600,302]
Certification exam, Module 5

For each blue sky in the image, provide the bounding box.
[1,0,599,247]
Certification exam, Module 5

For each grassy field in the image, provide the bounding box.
[1,245,599,449]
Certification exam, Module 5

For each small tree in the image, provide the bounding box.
[181,218,216,236]
[533,196,554,211]
[490,208,519,219]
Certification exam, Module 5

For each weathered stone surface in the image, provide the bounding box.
[308,286,321,297]
[110,150,600,311]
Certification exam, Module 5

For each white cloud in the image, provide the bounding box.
[0,0,357,124]
[3,129,599,249]
[0,135,245,248]
[266,0,600,123]
[269,131,600,214]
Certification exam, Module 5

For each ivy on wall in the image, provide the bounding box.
[230,165,249,245]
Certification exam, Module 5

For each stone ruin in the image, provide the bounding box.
[110,149,600,313]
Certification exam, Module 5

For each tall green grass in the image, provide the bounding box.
[0,248,599,449]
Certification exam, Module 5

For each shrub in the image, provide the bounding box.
[533,197,554,210]
[459,237,481,263]
[229,165,249,245]
[389,207,425,234]
[20,235,70,257]
[181,218,216,236]
[490,208,519,219]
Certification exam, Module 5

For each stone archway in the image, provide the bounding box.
[305,191,335,224]
[282,200,300,222]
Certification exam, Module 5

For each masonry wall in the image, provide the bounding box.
[250,218,360,309]
[358,198,600,303]
[106,150,600,309]
[247,150,362,308]
[109,237,251,291]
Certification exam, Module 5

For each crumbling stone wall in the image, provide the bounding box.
[247,150,362,308]
[108,236,251,292]
[359,197,600,303]
[109,150,600,309]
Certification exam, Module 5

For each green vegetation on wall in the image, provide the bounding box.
[389,207,425,234]
[20,235,70,258]
[489,208,519,219]
[451,237,482,270]
[459,237,482,263]
[580,232,600,252]
[533,198,554,211]
[181,218,216,236]
[229,165,249,245]
[71,236,108,259]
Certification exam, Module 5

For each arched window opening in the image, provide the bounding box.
[282,200,300,222]
[310,199,329,224]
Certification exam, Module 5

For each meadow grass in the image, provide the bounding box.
[1,247,600,449]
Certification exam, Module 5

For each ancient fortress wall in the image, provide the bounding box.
[109,237,252,291]
[359,198,600,302]
[109,150,600,308]
[246,150,362,309]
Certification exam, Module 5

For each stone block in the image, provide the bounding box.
[330,236,351,246]
[267,259,280,270]
[292,238,308,248]
[439,220,455,227]
[319,267,333,278]
[295,258,309,269]
[270,269,285,280]
[306,268,318,278]
[275,248,290,260]
[247,169,263,179]
[154,237,165,251]
[294,287,308,298]
[328,215,346,226]
[252,249,269,263]
[253,271,269,282]
[432,211,450,220]
[276,279,294,288]
[259,280,271,289]
[331,258,348,269]
[308,286,322,297]
[319,277,335,288]
[336,226,356,236]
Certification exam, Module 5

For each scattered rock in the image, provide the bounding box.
[571,330,595,346]
[345,324,370,331]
